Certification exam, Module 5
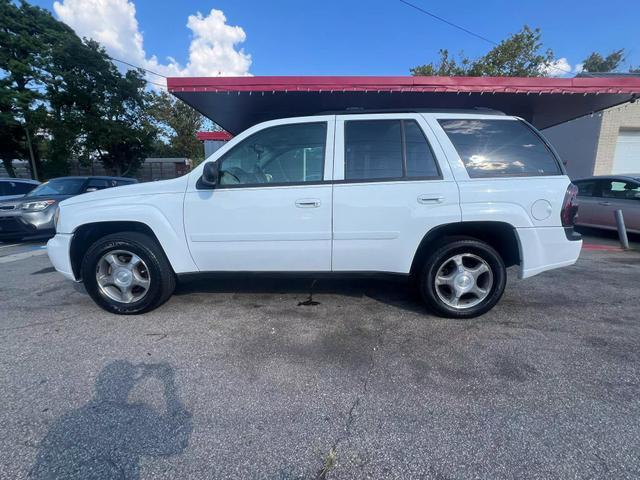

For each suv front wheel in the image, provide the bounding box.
[81,231,175,314]
[419,237,506,318]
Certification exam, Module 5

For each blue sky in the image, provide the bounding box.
[32,0,640,78]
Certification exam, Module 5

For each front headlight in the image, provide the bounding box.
[20,200,57,211]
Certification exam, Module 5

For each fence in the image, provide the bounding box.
[0,159,191,183]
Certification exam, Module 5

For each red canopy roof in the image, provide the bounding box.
[196,131,233,141]
[168,76,640,134]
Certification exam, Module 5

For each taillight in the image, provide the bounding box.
[561,183,579,227]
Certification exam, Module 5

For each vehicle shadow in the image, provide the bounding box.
[29,361,192,480]
[174,274,431,315]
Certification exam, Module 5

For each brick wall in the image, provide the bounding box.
[593,102,640,175]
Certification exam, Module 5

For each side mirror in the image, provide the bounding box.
[200,162,219,188]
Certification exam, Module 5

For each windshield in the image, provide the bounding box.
[26,178,86,197]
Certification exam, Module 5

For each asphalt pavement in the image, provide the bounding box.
[0,237,639,479]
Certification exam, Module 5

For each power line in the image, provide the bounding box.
[105,55,167,89]
[107,56,167,79]
[146,79,168,89]
[398,0,573,75]
[398,0,497,46]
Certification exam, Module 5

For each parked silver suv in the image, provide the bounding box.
[0,176,137,241]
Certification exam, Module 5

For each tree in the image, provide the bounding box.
[149,91,205,162]
[581,50,625,73]
[410,49,469,76]
[82,58,157,176]
[411,26,555,77]
[1,1,159,179]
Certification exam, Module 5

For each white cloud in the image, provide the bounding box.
[53,0,251,87]
[539,57,573,77]
[574,63,584,74]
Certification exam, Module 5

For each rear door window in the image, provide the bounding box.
[344,119,440,181]
[438,119,562,178]
[345,120,403,180]
[404,120,440,178]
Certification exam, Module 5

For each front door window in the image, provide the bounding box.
[218,122,327,186]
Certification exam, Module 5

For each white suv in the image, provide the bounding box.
[47,111,582,318]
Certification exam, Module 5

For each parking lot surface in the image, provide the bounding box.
[1,238,639,479]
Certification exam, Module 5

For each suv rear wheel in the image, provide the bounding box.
[419,237,506,318]
[81,231,175,314]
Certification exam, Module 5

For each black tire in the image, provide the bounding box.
[419,237,506,319]
[81,231,175,314]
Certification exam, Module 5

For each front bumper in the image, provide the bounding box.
[0,208,56,239]
[47,233,77,281]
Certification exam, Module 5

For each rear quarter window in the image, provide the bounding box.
[438,119,562,178]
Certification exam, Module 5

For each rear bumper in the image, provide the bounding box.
[517,226,582,279]
[47,233,77,281]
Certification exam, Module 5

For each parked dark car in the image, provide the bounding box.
[0,178,40,202]
[574,175,640,234]
[0,176,137,241]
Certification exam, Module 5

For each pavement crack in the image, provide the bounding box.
[314,321,386,480]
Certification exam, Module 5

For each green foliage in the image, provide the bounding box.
[410,49,469,76]
[411,26,554,77]
[148,91,204,162]
[581,50,625,73]
[0,0,157,179]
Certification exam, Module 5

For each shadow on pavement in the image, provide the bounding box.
[175,274,431,315]
[29,361,192,480]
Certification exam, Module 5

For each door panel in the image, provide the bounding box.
[332,181,460,272]
[590,179,640,232]
[183,117,335,272]
[332,114,460,273]
[184,185,332,271]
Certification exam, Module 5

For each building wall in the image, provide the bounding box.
[203,140,228,158]
[542,114,602,179]
[593,102,640,175]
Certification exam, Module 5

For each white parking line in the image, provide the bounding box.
[0,243,21,249]
[0,249,48,264]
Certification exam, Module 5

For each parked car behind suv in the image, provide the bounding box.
[0,178,40,202]
[573,175,640,233]
[0,176,137,241]
[47,111,582,318]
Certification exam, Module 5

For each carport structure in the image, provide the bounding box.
[167,76,640,135]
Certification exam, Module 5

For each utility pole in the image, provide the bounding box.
[24,125,39,181]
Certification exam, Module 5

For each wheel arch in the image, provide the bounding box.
[70,221,164,281]
[410,221,521,276]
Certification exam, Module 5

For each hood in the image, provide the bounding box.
[60,176,189,207]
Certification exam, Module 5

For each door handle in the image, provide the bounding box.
[417,195,444,205]
[598,201,612,206]
[295,199,321,208]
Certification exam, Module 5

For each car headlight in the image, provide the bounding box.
[20,200,57,211]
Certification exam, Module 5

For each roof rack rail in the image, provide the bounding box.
[313,107,506,116]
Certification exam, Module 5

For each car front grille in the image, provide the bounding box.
[0,205,16,211]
